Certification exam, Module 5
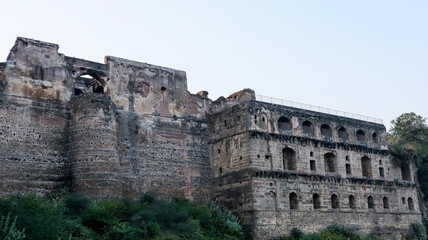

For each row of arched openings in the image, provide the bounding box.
[278,117,379,143]
[282,148,372,177]
[287,193,410,210]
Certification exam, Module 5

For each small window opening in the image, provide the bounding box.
[324,152,336,173]
[289,192,298,209]
[346,164,352,175]
[383,197,389,209]
[313,193,320,209]
[283,147,297,171]
[254,115,257,124]
[338,127,348,140]
[356,130,366,142]
[161,87,167,101]
[310,160,316,171]
[320,124,332,137]
[302,121,314,134]
[331,194,339,209]
[361,156,372,177]
[310,151,314,157]
[402,197,406,204]
[379,167,384,178]
[379,160,382,165]
[368,196,374,209]
[372,132,379,144]
[408,197,414,210]
[401,163,411,181]
[345,156,349,161]
[219,167,222,175]
[278,117,292,131]
[349,195,356,209]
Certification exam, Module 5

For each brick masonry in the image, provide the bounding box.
[0,37,422,239]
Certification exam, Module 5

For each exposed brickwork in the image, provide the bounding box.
[0,37,422,239]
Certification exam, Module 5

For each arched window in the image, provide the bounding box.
[278,117,292,131]
[368,196,374,209]
[356,130,366,142]
[324,153,336,173]
[283,147,297,171]
[349,195,356,209]
[289,192,298,209]
[338,127,348,140]
[261,114,268,130]
[331,194,339,209]
[408,197,414,210]
[401,163,411,181]
[74,74,106,95]
[302,121,314,134]
[383,197,389,209]
[372,132,379,144]
[313,193,321,209]
[161,87,167,102]
[402,197,406,204]
[320,124,332,137]
[361,156,372,177]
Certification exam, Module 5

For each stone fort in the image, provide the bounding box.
[0,37,422,239]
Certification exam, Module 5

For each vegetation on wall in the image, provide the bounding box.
[388,112,428,199]
[0,192,244,240]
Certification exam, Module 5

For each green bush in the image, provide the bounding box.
[0,193,245,240]
[407,222,427,240]
[0,213,26,240]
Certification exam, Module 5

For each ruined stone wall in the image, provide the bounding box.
[0,37,423,239]
[0,37,213,202]
[0,95,70,196]
[208,100,421,239]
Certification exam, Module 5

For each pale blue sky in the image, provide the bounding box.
[1,0,427,129]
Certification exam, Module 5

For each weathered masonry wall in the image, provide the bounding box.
[0,37,423,239]
[208,101,421,239]
[0,37,213,202]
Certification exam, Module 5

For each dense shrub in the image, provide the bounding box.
[0,193,244,240]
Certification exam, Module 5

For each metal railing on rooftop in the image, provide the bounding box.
[255,94,383,124]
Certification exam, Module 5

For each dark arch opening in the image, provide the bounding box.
[313,193,320,209]
[372,132,379,144]
[74,74,106,95]
[356,130,366,142]
[383,197,389,209]
[408,197,414,210]
[361,156,372,177]
[289,192,298,209]
[324,152,337,173]
[278,117,292,131]
[338,127,348,140]
[302,121,314,134]
[349,195,356,209]
[331,194,339,209]
[283,147,297,171]
[320,124,332,137]
[401,163,411,181]
[368,196,374,209]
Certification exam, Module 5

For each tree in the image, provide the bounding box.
[389,112,428,200]
[389,112,428,143]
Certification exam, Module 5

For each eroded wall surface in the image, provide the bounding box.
[0,37,423,239]
[0,37,213,201]
[209,101,421,239]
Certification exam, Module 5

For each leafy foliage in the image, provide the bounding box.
[0,213,26,240]
[388,112,428,199]
[407,222,427,240]
[277,224,382,240]
[0,193,244,240]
